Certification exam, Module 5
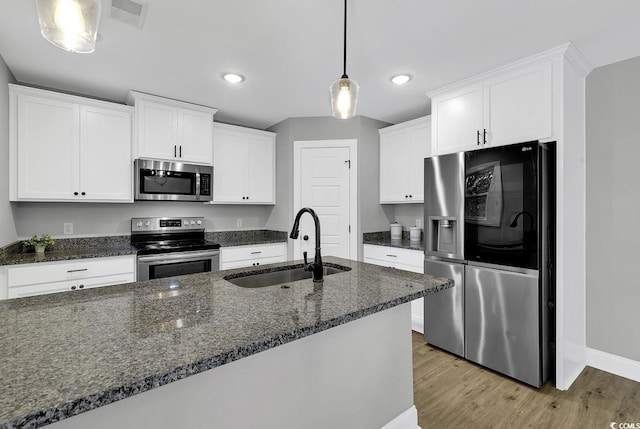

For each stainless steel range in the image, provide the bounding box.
[131,217,220,281]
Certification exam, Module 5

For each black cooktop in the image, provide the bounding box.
[131,232,220,256]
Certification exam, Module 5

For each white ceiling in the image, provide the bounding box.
[1,0,640,129]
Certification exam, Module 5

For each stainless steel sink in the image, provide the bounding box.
[224,263,351,288]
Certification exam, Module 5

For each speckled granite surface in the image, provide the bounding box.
[206,230,287,247]
[363,231,425,251]
[0,236,136,266]
[0,256,452,429]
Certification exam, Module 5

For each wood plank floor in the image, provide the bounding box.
[412,332,640,428]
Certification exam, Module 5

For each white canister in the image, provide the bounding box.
[409,227,422,242]
[390,223,402,240]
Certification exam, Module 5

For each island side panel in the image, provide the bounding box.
[48,303,418,429]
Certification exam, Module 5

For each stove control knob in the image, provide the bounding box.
[190,220,196,225]
[136,221,143,227]
[183,220,189,227]
[196,220,202,225]
[144,221,150,227]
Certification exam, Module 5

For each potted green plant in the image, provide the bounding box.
[24,234,56,254]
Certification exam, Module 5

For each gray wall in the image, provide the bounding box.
[0,55,17,246]
[12,203,273,239]
[266,116,393,260]
[586,56,640,361]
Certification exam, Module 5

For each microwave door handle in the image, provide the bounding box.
[195,171,201,200]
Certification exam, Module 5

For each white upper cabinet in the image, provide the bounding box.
[379,116,431,204]
[9,85,133,202]
[212,123,276,204]
[430,60,552,155]
[127,91,217,165]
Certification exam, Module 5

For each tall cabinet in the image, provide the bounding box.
[9,85,133,202]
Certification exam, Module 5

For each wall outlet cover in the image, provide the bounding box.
[416,219,422,228]
[236,218,243,228]
[63,223,73,235]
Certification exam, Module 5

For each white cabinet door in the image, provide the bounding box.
[432,83,483,155]
[213,123,276,204]
[484,62,552,147]
[379,116,430,203]
[136,100,178,161]
[179,109,213,164]
[379,131,411,203]
[247,135,275,204]
[16,95,79,200]
[80,106,133,201]
[213,127,248,203]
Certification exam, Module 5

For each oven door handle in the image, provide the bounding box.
[138,251,220,264]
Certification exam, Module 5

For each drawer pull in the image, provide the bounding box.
[386,254,398,258]
[67,268,88,273]
[250,251,262,255]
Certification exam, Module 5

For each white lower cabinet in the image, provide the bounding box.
[5,255,136,299]
[220,243,287,270]
[363,244,424,333]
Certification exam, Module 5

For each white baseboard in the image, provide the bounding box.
[381,405,421,429]
[411,315,423,334]
[586,347,640,383]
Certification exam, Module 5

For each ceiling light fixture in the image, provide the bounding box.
[223,73,244,84]
[36,0,102,53]
[391,74,411,85]
[330,0,359,119]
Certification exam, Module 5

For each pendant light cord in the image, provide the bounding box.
[342,0,348,79]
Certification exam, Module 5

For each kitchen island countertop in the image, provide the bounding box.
[0,256,452,428]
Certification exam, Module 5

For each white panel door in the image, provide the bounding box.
[80,106,132,201]
[179,109,212,164]
[16,95,78,199]
[297,147,351,259]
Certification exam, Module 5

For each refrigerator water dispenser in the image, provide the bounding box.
[428,216,458,256]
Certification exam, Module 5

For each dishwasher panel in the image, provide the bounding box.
[465,264,541,387]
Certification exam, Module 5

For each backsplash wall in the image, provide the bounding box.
[389,204,424,232]
[11,202,273,239]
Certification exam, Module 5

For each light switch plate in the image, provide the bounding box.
[236,218,243,228]
[63,223,73,235]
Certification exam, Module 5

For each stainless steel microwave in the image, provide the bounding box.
[134,159,213,202]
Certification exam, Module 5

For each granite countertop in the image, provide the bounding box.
[0,236,137,266]
[0,231,288,267]
[0,257,452,428]
[363,231,425,251]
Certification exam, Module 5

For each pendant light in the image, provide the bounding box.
[36,0,102,53]
[330,0,359,119]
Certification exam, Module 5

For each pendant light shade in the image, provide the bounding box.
[36,0,102,53]
[330,0,359,119]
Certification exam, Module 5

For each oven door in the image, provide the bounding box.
[137,250,220,281]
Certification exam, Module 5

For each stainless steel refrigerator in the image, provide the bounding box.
[423,142,555,388]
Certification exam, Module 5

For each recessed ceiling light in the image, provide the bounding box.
[223,73,244,84]
[391,74,411,85]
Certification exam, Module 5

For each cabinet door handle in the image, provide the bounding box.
[79,284,84,289]
[405,195,408,198]
[386,254,398,258]
[74,192,79,196]
[409,194,412,198]
[483,129,487,144]
[174,145,177,157]
[477,130,480,146]
[250,251,262,255]
[67,268,88,273]
[71,285,76,290]
[81,192,86,196]
[179,145,182,158]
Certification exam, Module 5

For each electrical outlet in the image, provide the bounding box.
[236,218,243,228]
[63,223,73,235]
[416,219,422,229]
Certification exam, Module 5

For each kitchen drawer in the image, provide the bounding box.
[7,272,135,299]
[7,256,135,287]
[363,244,423,268]
[220,243,286,263]
[220,256,287,270]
